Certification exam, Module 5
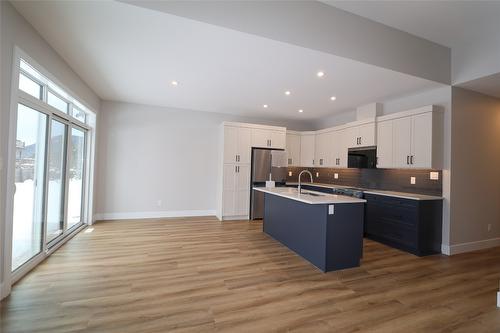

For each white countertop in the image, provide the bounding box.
[253,186,366,205]
[286,182,443,201]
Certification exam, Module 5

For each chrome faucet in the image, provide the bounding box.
[298,170,313,194]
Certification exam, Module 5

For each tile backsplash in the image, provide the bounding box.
[286,167,442,196]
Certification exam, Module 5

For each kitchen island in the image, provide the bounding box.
[253,187,366,272]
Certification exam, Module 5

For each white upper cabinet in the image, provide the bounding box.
[300,133,315,167]
[376,120,393,168]
[345,121,376,148]
[315,131,334,167]
[251,128,286,149]
[223,126,251,164]
[286,133,301,166]
[271,130,286,149]
[384,106,442,169]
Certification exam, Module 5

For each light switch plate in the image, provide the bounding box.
[316,172,319,177]
[410,177,416,185]
[334,173,339,179]
[328,205,334,215]
[288,171,292,177]
[430,171,439,180]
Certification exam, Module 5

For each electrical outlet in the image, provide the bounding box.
[316,172,319,178]
[488,224,492,232]
[334,173,339,179]
[410,177,416,185]
[288,171,292,177]
[328,205,334,215]
[430,171,439,180]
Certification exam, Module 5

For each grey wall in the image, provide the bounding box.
[0,1,100,298]
[94,101,313,219]
[122,0,450,84]
[449,87,500,249]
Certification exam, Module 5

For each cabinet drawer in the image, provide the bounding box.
[364,193,418,210]
[366,202,417,228]
[365,219,417,249]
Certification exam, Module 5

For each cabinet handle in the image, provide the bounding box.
[235,165,237,173]
[410,155,414,165]
[406,156,409,165]
[269,139,272,147]
[312,159,314,165]
[359,137,362,145]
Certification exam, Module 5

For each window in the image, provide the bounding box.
[18,73,42,99]
[19,57,91,124]
[47,91,69,113]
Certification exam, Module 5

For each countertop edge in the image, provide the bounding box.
[286,182,444,201]
[253,187,367,204]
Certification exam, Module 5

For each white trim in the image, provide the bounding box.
[377,105,437,122]
[222,121,286,132]
[93,210,217,221]
[221,215,249,221]
[442,237,500,255]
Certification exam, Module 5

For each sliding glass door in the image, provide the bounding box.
[46,119,68,244]
[12,108,88,271]
[12,104,47,271]
[67,127,86,230]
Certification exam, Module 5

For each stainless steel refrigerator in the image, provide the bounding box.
[250,148,287,220]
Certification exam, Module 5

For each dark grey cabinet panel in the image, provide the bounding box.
[364,193,442,256]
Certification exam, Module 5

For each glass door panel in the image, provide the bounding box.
[12,104,47,271]
[46,119,67,244]
[67,127,85,229]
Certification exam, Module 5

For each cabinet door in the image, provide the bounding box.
[315,132,327,167]
[270,131,286,149]
[323,131,335,167]
[345,126,358,148]
[222,164,236,216]
[235,164,250,216]
[237,127,252,164]
[411,113,433,168]
[393,117,412,168]
[223,126,238,163]
[359,123,376,146]
[376,120,393,168]
[337,129,348,168]
[286,133,301,166]
[300,134,315,167]
[251,129,270,148]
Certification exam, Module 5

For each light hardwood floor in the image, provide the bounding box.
[1,217,499,332]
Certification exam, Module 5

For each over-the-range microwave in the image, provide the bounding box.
[348,147,377,169]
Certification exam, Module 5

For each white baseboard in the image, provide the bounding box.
[93,210,216,221]
[441,237,500,256]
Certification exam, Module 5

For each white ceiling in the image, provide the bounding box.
[324,1,500,50]
[13,1,443,120]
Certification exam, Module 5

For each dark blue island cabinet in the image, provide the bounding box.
[263,193,365,272]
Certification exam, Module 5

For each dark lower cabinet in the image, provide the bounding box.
[364,193,442,256]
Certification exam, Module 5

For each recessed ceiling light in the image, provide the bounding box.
[298,109,304,113]
[317,71,325,77]
[285,91,291,95]
[263,104,268,108]
[171,80,178,86]
[330,96,337,101]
